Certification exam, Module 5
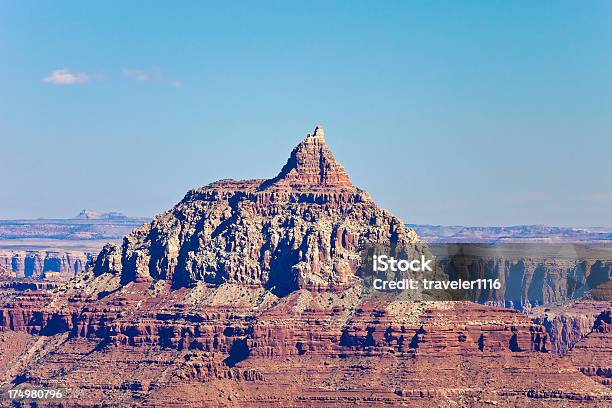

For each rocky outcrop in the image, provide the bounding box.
[261,126,353,189]
[568,308,612,387]
[93,243,122,276]
[118,128,419,293]
[530,301,609,354]
[3,283,545,355]
[0,280,59,292]
[529,301,612,391]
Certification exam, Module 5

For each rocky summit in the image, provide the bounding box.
[1,127,611,406]
[96,126,418,293]
[262,126,353,189]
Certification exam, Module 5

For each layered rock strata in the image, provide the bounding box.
[0,250,93,280]
[0,127,610,406]
[437,250,612,306]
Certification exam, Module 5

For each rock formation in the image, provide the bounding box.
[100,127,418,293]
[570,308,612,387]
[261,126,353,189]
[1,126,611,406]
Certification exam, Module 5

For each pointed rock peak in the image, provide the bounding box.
[261,126,353,190]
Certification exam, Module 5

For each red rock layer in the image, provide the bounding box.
[569,308,612,387]
[1,282,611,406]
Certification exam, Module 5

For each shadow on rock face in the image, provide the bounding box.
[223,338,250,367]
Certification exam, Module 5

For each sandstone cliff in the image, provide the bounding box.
[0,249,93,280]
[436,246,612,306]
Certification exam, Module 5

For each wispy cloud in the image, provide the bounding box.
[122,67,183,87]
[43,67,182,87]
[122,68,150,81]
[43,69,93,85]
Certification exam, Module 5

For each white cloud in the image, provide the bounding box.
[43,69,91,85]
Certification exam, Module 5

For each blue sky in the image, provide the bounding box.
[0,1,611,227]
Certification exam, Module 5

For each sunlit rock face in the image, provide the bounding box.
[102,127,418,293]
[262,125,353,189]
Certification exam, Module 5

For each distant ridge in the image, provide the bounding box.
[0,211,149,242]
[408,224,612,243]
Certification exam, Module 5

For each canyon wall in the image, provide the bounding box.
[437,250,612,306]
[0,250,94,280]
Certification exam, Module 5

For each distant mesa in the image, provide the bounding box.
[0,211,148,244]
[408,224,612,243]
[76,209,129,220]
